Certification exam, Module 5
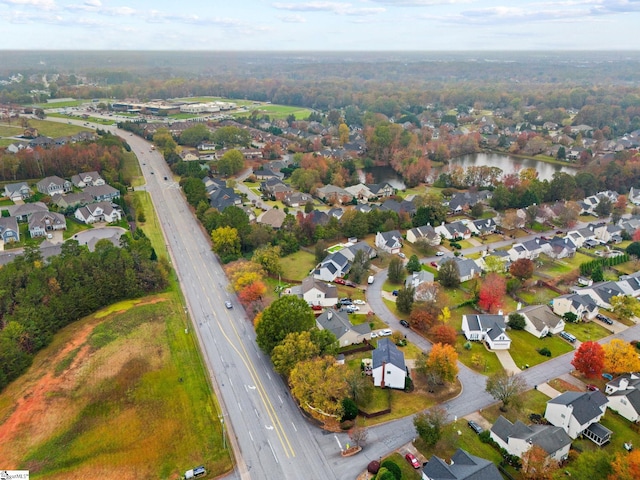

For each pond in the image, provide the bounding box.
[361,166,407,190]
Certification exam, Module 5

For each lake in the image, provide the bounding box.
[448,152,577,182]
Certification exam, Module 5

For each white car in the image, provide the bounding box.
[353,299,366,305]
[436,251,445,256]
[370,332,378,339]
[379,328,393,336]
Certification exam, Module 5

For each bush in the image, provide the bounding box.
[479,430,491,443]
[464,341,472,350]
[380,461,402,480]
[538,347,552,357]
[341,398,358,421]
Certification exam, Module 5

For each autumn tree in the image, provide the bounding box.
[256,295,315,355]
[429,324,457,346]
[289,356,348,424]
[478,273,506,313]
[238,280,267,309]
[414,406,448,446]
[251,245,283,276]
[211,225,241,262]
[609,450,640,480]
[486,371,527,411]
[225,260,265,292]
[484,255,505,273]
[409,308,436,331]
[571,341,605,379]
[509,258,535,281]
[271,331,320,379]
[438,259,460,288]
[610,295,640,322]
[425,343,459,384]
[521,445,559,480]
[603,339,640,375]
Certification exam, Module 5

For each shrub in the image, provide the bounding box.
[464,341,472,350]
[538,347,552,357]
[479,430,491,443]
[341,398,358,421]
[380,461,402,480]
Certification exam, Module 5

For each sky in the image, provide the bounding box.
[1,0,640,51]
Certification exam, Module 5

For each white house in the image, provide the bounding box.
[372,338,406,390]
[508,237,551,261]
[291,276,338,307]
[375,230,402,254]
[630,187,640,206]
[435,221,471,240]
[74,202,122,224]
[406,224,440,246]
[490,416,572,463]
[516,304,565,338]
[607,383,640,423]
[544,391,611,445]
[3,182,33,201]
[438,257,481,283]
[312,251,351,282]
[552,293,599,320]
[461,314,511,350]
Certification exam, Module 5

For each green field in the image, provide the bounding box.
[238,104,315,120]
[23,118,93,137]
[507,329,574,369]
[36,99,88,109]
[280,249,316,281]
[0,124,24,137]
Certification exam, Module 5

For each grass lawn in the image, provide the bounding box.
[507,330,574,369]
[0,124,24,136]
[455,335,502,375]
[564,321,611,342]
[25,118,94,137]
[350,313,387,330]
[36,99,87,109]
[133,191,169,260]
[571,410,639,454]
[0,293,233,479]
[0,198,15,206]
[383,453,422,480]
[280,249,315,281]
[480,388,551,425]
[479,233,503,244]
[517,286,559,305]
[120,150,143,186]
[64,218,93,239]
[445,287,473,307]
[241,104,314,120]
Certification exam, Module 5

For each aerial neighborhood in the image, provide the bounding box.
[2,56,640,480]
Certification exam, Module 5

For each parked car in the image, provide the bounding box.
[379,328,393,336]
[435,251,445,256]
[334,278,346,285]
[405,453,420,469]
[370,331,378,339]
[430,261,438,267]
[392,290,399,296]
[400,320,410,328]
[339,298,353,305]
[342,306,359,313]
[310,305,323,311]
[345,280,357,288]
[468,420,483,434]
[353,299,366,305]
[602,373,614,381]
[596,313,614,325]
[398,252,406,259]
[225,300,233,309]
[586,384,599,391]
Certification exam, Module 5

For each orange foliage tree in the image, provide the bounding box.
[426,343,459,384]
[521,445,559,480]
[603,339,640,375]
[609,450,640,480]
[429,325,457,346]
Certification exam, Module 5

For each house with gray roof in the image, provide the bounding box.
[367,182,394,198]
[461,314,511,350]
[7,201,48,222]
[3,182,33,201]
[340,241,376,262]
[50,192,94,209]
[406,224,440,246]
[28,211,66,237]
[552,293,598,320]
[74,201,122,224]
[313,251,351,282]
[257,208,286,229]
[315,309,370,347]
[606,374,640,423]
[0,217,19,243]
[282,192,313,208]
[544,391,611,445]
[516,304,565,338]
[375,230,403,254]
[547,236,577,259]
[470,218,497,236]
[435,221,471,240]
[422,448,502,480]
[372,338,406,390]
[490,416,571,462]
[344,183,375,202]
[630,187,640,206]
[436,256,481,283]
[291,276,338,307]
[405,270,435,292]
[71,171,105,188]
[84,184,120,202]
[570,281,625,309]
[36,176,71,196]
[380,198,416,216]
[508,237,551,261]
[315,184,353,205]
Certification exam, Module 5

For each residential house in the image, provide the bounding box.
[629,187,640,206]
[405,270,435,291]
[516,304,565,338]
[84,184,121,202]
[552,293,599,320]
[339,241,377,262]
[209,187,242,212]
[375,230,403,254]
[7,202,48,222]
[315,309,370,347]
[327,207,344,220]
[421,449,502,480]
[547,236,577,259]
[50,192,94,209]
[470,218,497,236]
[253,168,283,180]
[406,224,440,246]
[0,217,20,243]
[490,416,571,462]
[291,276,338,307]
[282,192,313,208]
[70,171,105,188]
[313,251,351,282]
[28,211,66,237]
[260,178,293,201]
[344,183,375,202]
[508,237,551,261]
[435,221,471,240]
[447,191,491,213]
[315,184,353,205]
[257,208,286,229]
[570,281,625,309]
[372,338,406,390]
[381,198,417,216]
[367,182,395,198]
[437,257,481,283]
[307,210,330,226]
[605,374,640,423]
[461,314,511,350]
[178,149,200,161]
[36,176,72,195]
[3,182,33,201]
[74,202,122,224]
[544,391,611,445]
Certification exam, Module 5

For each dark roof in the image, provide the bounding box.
[491,416,571,455]
[423,449,502,480]
[300,276,337,298]
[372,338,405,371]
[315,309,368,339]
[548,391,608,424]
[610,387,640,412]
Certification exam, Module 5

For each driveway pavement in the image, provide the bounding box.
[494,350,521,375]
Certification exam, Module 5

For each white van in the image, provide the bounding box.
[367,275,374,284]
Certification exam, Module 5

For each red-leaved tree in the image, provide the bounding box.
[633,229,640,242]
[238,280,267,306]
[571,341,605,379]
[478,273,506,313]
[429,325,457,346]
[509,258,535,281]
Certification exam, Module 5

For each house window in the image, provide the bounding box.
[621,399,627,405]
[560,414,565,418]
[386,371,391,375]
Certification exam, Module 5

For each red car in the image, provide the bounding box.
[405,453,421,469]
[334,278,346,285]
[311,305,323,311]
[586,384,599,391]
[430,261,438,267]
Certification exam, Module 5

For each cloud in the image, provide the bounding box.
[369,0,471,5]
[84,0,100,6]
[272,2,385,15]
[0,0,56,9]
[278,13,307,22]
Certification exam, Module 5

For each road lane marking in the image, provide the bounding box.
[334,435,343,451]
[267,440,279,464]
